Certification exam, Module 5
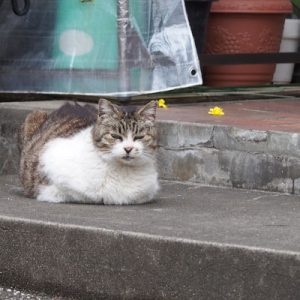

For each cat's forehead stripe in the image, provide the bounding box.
[119,120,126,133]
[117,119,141,135]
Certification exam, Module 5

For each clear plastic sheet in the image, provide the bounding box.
[0,0,202,96]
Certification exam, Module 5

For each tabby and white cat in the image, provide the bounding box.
[19,99,159,205]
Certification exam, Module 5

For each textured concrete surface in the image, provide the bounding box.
[0,175,300,299]
[158,144,299,193]
[2,101,300,194]
[0,286,71,300]
[158,120,300,194]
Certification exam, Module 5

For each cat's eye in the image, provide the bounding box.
[134,135,145,141]
[111,134,123,141]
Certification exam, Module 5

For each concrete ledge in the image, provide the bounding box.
[158,120,300,159]
[1,175,300,299]
[2,217,300,300]
[157,121,300,194]
[158,147,298,194]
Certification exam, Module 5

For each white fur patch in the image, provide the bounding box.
[38,127,159,204]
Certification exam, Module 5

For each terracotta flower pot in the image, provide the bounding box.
[203,0,293,87]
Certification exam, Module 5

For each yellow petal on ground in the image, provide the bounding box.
[157,98,168,109]
[208,106,224,116]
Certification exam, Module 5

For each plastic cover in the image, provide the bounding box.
[0,0,202,96]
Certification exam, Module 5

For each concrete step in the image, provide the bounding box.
[2,100,300,194]
[1,175,300,299]
[0,286,71,300]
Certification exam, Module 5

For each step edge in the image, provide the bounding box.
[1,214,299,257]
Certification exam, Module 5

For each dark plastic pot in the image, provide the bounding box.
[292,65,300,82]
[292,45,300,83]
[185,0,215,54]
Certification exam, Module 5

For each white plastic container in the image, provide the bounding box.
[273,18,300,84]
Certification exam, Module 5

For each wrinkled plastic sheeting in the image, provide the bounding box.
[0,0,202,96]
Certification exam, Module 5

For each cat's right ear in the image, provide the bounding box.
[98,99,122,118]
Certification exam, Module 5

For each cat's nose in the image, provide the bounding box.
[124,147,133,154]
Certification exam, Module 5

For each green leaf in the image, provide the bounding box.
[292,0,300,9]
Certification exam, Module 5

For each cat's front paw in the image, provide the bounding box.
[37,185,66,203]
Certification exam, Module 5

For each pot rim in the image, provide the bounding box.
[211,0,292,14]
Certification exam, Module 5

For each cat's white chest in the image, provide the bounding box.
[40,127,105,200]
[39,127,159,204]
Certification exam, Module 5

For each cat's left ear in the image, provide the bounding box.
[98,98,122,118]
[137,100,157,122]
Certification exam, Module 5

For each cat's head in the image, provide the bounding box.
[92,99,157,165]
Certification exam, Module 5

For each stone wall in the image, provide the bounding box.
[0,108,28,175]
[157,121,300,194]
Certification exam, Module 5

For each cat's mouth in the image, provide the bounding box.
[122,156,134,161]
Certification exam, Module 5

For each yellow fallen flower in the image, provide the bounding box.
[157,98,168,109]
[208,106,224,116]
